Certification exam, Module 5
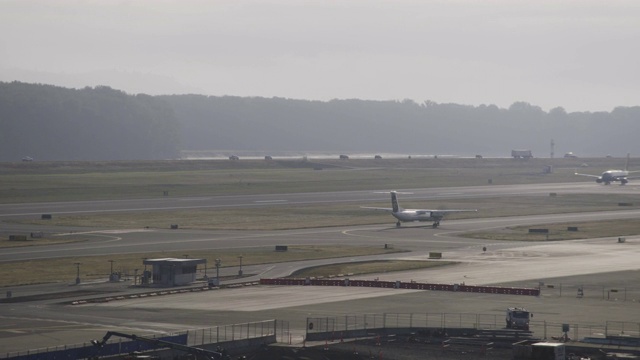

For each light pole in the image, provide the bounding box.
[238,255,243,276]
[214,258,221,287]
[142,257,148,285]
[108,260,115,281]
[170,264,176,286]
[74,262,81,285]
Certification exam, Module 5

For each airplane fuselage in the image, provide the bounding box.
[391,210,443,223]
[597,170,629,184]
[362,191,476,228]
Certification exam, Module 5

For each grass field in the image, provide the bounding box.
[460,218,640,241]
[288,260,457,278]
[4,193,639,232]
[0,157,614,203]
[0,245,407,287]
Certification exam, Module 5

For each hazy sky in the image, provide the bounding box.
[1,0,639,112]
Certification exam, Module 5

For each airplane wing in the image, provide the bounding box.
[428,209,477,215]
[361,207,476,213]
[574,172,600,178]
[360,206,394,212]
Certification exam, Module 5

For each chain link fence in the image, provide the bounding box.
[307,313,640,343]
[1,319,287,360]
[538,283,640,301]
[183,319,284,346]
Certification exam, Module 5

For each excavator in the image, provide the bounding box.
[90,331,224,359]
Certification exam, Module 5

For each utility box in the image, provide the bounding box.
[531,342,565,360]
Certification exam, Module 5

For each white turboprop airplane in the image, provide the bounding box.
[362,191,477,228]
[575,154,639,185]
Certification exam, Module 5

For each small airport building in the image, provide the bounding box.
[143,258,206,286]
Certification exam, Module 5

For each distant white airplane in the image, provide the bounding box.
[575,154,639,185]
[362,191,477,228]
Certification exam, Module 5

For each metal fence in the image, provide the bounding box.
[184,319,287,346]
[307,313,508,334]
[307,313,640,343]
[538,283,640,302]
[1,319,286,360]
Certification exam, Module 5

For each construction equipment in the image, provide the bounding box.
[91,331,223,359]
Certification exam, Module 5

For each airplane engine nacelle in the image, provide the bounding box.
[596,178,603,183]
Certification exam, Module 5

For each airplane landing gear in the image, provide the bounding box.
[396,221,401,227]
[432,221,440,228]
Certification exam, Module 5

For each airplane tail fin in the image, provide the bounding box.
[390,191,401,212]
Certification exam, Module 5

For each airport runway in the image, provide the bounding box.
[1,182,640,355]
[1,182,638,220]
[3,207,640,263]
[1,182,640,263]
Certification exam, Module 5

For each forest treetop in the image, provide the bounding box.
[1,81,637,161]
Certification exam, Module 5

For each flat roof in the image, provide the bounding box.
[533,342,565,347]
[143,258,206,266]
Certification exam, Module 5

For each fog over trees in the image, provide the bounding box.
[0,82,179,161]
[1,81,638,161]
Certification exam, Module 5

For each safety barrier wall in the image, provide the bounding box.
[259,278,540,296]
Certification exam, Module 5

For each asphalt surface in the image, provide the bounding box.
[1,182,640,356]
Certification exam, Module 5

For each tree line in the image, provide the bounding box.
[1,81,638,161]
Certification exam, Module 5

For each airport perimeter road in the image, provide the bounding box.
[1,182,638,219]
